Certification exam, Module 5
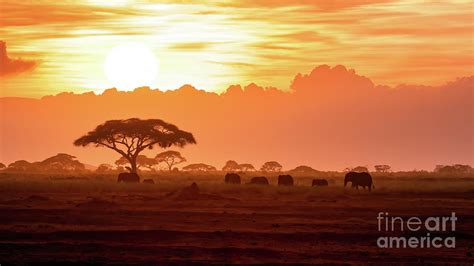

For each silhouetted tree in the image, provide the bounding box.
[40,153,85,172]
[435,164,472,174]
[7,160,33,171]
[352,166,369,172]
[182,163,217,172]
[155,150,186,171]
[261,161,282,172]
[115,155,158,171]
[74,118,196,173]
[374,165,391,173]
[96,163,115,173]
[239,163,256,172]
[0,163,5,169]
[115,157,129,169]
[290,165,318,174]
[137,155,158,170]
[5,154,85,172]
[223,160,241,172]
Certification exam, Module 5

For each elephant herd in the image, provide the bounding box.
[225,172,375,191]
[117,171,375,191]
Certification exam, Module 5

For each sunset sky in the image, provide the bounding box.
[0,1,472,170]
[1,0,473,97]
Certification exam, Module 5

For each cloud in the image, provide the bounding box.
[222,0,393,11]
[0,41,37,77]
[1,64,472,171]
[168,42,216,51]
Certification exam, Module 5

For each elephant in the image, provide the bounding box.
[344,172,374,191]
[249,176,269,185]
[278,175,294,186]
[225,173,241,184]
[117,172,140,183]
[312,179,329,186]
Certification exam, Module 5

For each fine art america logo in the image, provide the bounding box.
[377,212,457,248]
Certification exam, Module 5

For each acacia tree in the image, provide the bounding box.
[96,163,115,173]
[374,164,391,173]
[182,163,217,172]
[74,118,196,174]
[352,166,369,172]
[222,160,241,172]
[261,161,282,172]
[115,155,158,171]
[155,150,186,171]
[40,153,85,172]
[239,163,256,172]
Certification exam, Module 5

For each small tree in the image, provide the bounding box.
[374,165,391,173]
[115,157,129,169]
[223,160,241,172]
[155,150,186,171]
[261,161,282,172]
[435,164,473,174]
[182,163,217,172]
[74,118,196,174]
[352,166,369,172]
[290,165,319,174]
[239,163,256,172]
[115,155,158,171]
[137,155,158,170]
[40,153,85,172]
[96,163,115,173]
[7,160,34,171]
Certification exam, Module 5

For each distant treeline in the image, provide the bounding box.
[1,153,472,175]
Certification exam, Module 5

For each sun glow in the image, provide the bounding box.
[104,43,159,91]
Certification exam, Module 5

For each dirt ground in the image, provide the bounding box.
[0,173,473,264]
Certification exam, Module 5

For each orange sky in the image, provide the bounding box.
[0,1,473,171]
[1,0,473,97]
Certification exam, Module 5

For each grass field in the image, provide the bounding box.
[0,171,473,264]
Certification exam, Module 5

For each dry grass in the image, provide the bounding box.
[0,171,473,195]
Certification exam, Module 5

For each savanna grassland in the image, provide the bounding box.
[0,171,473,264]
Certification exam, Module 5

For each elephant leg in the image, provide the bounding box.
[369,185,372,192]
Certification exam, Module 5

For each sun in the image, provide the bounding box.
[104,42,159,91]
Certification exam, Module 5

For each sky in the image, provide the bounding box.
[1,0,473,97]
[0,1,472,171]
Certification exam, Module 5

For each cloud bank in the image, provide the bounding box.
[0,65,472,171]
[0,41,37,77]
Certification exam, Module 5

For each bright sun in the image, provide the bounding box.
[104,42,159,91]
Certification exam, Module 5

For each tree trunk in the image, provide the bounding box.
[129,158,138,173]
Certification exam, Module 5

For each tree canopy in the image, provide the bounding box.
[261,161,282,172]
[374,165,391,173]
[115,155,158,171]
[239,163,256,172]
[222,160,241,172]
[74,118,196,173]
[289,165,319,174]
[6,153,85,172]
[155,150,186,171]
[435,164,472,173]
[352,166,369,173]
[96,163,115,173]
[182,163,216,172]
